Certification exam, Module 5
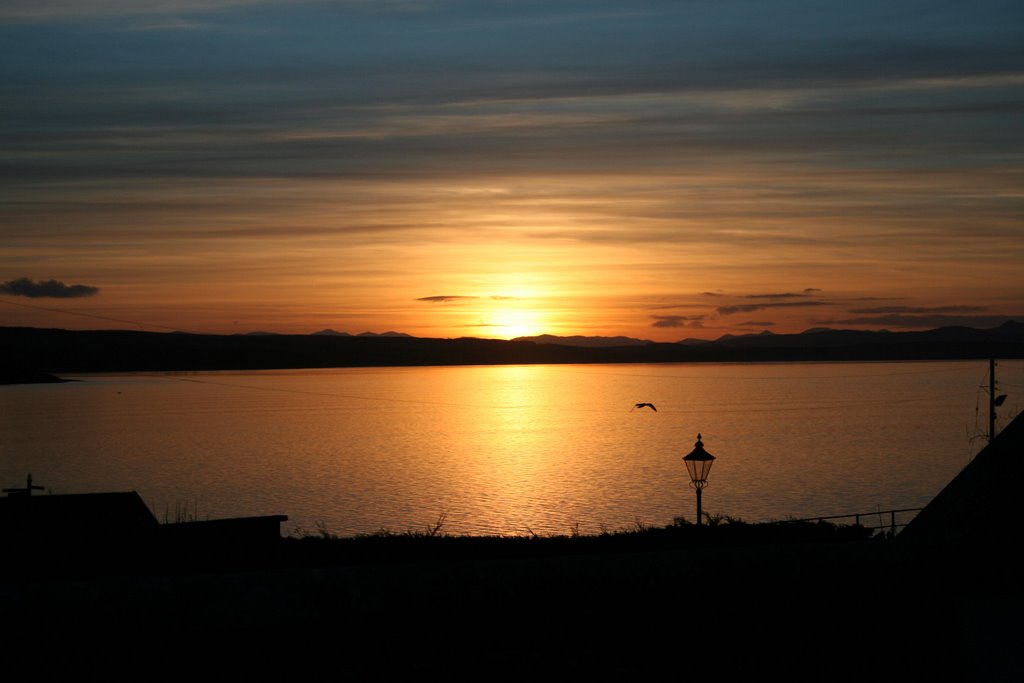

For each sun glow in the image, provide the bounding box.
[481,309,545,339]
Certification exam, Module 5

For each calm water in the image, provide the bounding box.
[2,361,1021,537]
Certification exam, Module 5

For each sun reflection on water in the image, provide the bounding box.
[1,360,1014,537]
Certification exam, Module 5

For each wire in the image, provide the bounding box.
[0,298,195,333]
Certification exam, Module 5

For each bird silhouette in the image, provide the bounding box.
[633,403,657,411]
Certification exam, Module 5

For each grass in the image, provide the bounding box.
[281,512,877,570]
[164,500,198,524]
[3,506,877,581]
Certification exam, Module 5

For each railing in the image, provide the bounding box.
[790,507,925,537]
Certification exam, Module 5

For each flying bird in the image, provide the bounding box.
[633,403,657,412]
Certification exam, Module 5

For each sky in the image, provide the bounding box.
[2,0,1023,341]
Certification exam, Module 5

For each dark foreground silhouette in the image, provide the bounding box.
[0,513,1013,679]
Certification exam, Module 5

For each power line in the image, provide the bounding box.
[0,297,194,333]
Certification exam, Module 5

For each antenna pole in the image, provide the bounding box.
[989,358,997,444]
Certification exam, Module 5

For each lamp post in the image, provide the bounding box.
[682,433,715,525]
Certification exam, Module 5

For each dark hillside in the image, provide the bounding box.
[3,321,1022,376]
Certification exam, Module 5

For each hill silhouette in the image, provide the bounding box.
[2,321,1022,377]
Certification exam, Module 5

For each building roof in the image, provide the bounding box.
[0,490,159,543]
[899,407,1024,562]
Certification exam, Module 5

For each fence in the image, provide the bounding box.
[791,507,924,537]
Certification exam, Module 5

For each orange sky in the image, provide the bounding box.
[2,2,1022,341]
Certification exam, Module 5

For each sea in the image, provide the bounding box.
[2,360,1021,537]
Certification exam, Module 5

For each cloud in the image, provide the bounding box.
[717,301,830,315]
[416,295,478,303]
[647,302,700,311]
[0,0,279,22]
[745,292,813,299]
[804,288,821,293]
[0,277,99,298]
[2,2,1022,337]
[819,314,1021,329]
[651,314,704,328]
[847,305,987,314]
[738,321,775,327]
[417,294,518,303]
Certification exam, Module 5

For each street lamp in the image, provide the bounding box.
[682,433,715,525]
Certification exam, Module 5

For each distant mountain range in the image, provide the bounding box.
[2,321,1022,378]
[511,334,656,347]
[240,329,412,338]
[516,323,1024,350]
[312,329,413,337]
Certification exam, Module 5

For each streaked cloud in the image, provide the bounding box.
[416,295,478,303]
[848,305,987,314]
[0,1,1021,338]
[820,314,1022,329]
[416,295,520,304]
[650,314,704,329]
[0,0,288,22]
[717,301,832,316]
[745,293,814,300]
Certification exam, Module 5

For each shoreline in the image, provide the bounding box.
[0,370,73,385]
